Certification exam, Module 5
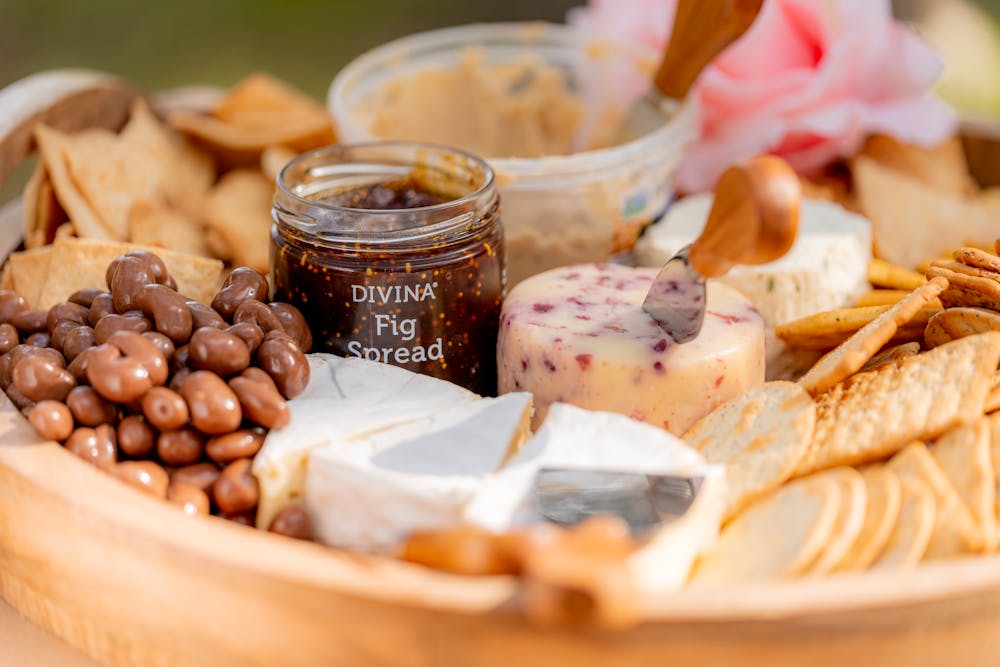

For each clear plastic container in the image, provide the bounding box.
[329,22,694,286]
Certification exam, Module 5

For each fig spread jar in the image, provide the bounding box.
[272,142,505,395]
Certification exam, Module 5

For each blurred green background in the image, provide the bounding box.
[1,0,999,117]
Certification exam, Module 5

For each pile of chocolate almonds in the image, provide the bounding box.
[0,250,311,537]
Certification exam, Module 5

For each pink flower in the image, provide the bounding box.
[568,0,677,149]
[568,0,956,192]
[568,0,675,55]
[680,0,955,191]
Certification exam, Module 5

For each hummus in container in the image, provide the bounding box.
[329,22,694,286]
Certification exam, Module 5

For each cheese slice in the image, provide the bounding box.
[464,403,726,592]
[635,195,872,379]
[306,392,534,551]
[253,354,479,528]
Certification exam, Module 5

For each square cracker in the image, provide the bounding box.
[36,237,223,308]
[168,73,334,157]
[37,124,166,241]
[128,201,211,258]
[797,277,948,395]
[932,419,995,550]
[857,134,976,197]
[34,125,113,240]
[794,332,1000,476]
[22,158,67,249]
[888,442,983,557]
[853,156,993,269]
[203,168,273,273]
[120,99,215,220]
[4,246,54,307]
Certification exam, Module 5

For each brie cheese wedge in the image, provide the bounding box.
[253,354,480,528]
[464,403,726,592]
[306,391,534,551]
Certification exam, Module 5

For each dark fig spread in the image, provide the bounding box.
[272,143,505,395]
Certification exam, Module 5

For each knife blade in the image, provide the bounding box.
[640,244,704,344]
[533,467,704,537]
[642,155,801,343]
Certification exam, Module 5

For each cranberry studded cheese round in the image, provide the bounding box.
[497,263,766,435]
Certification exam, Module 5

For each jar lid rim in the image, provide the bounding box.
[275,141,497,216]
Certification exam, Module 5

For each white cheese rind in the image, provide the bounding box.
[305,392,534,552]
[464,403,726,591]
[497,263,765,434]
[253,354,479,528]
[635,195,873,379]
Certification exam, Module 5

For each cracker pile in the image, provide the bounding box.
[687,242,1000,585]
[10,73,333,293]
[805,133,999,270]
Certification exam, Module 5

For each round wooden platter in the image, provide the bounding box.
[4,70,1000,667]
[5,400,1000,667]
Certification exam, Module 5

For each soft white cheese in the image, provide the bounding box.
[635,195,872,379]
[253,354,480,528]
[305,392,533,551]
[464,403,726,592]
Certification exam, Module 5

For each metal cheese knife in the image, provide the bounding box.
[534,467,704,536]
[642,155,802,343]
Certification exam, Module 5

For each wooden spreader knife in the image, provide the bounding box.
[653,0,766,100]
[642,155,802,343]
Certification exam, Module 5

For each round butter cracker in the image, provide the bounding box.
[870,476,936,570]
[689,474,840,586]
[833,467,902,571]
[804,467,867,575]
[954,246,1000,274]
[683,381,815,520]
[924,307,1000,349]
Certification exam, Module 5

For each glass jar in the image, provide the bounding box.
[272,142,504,396]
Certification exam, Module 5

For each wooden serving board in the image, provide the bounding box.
[4,69,1000,667]
[6,398,1000,667]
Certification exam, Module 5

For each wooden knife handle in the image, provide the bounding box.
[654,0,765,99]
[520,517,640,631]
[689,155,801,278]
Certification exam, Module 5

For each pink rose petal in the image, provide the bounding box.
[568,0,956,192]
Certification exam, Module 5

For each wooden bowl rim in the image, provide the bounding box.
[4,400,1000,628]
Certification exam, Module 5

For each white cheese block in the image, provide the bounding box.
[497,263,765,435]
[305,392,534,552]
[464,403,726,592]
[253,354,480,529]
[634,195,873,379]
